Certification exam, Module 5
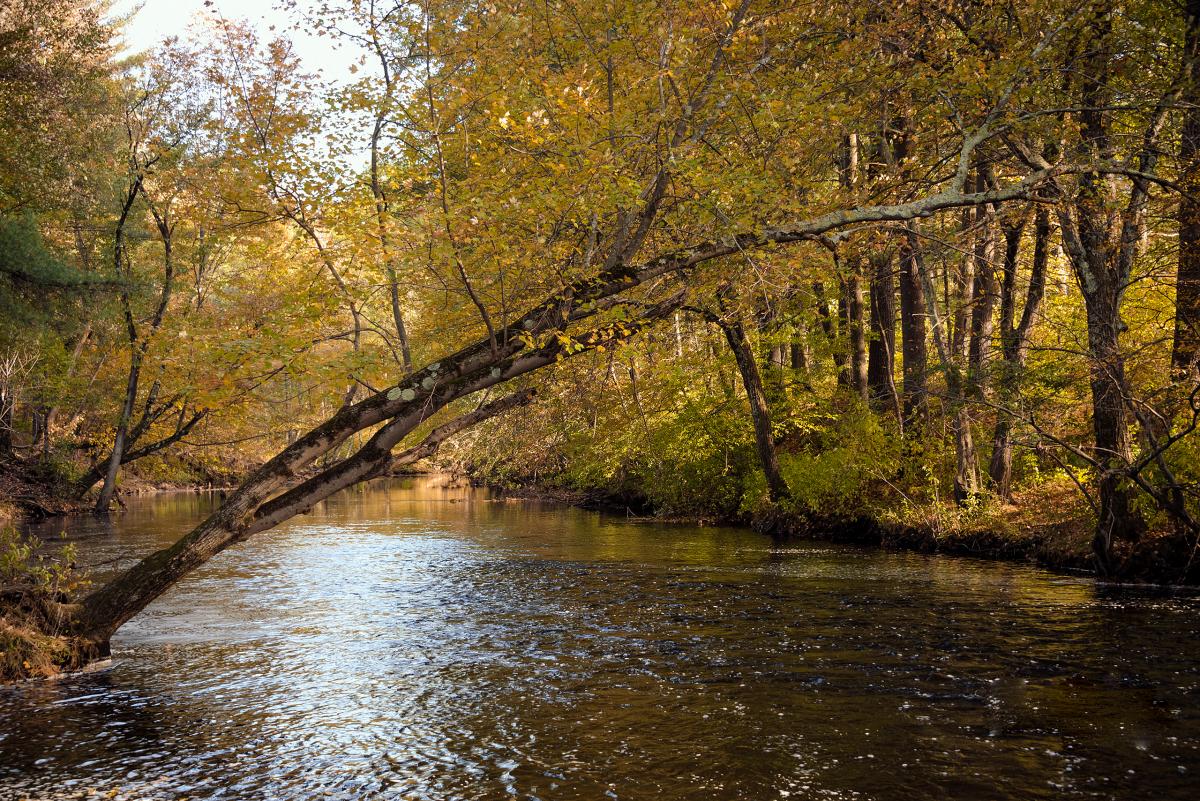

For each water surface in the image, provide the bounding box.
[2,477,1198,799]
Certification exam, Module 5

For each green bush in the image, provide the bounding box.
[0,526,84,596]
[744,402,901,518]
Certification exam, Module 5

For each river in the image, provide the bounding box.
[1,476,1198,799]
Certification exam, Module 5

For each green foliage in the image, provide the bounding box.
[744,402,902,519]
[0,215,114,345]
[0,215,106,290]
[0,527,83,597]
[622,414,757,519]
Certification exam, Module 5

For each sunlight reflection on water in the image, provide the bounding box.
[1,477,1198,800]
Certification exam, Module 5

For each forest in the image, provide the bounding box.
[1,0,1200,687]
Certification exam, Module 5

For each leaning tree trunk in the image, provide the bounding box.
[94,353,142,513]
[15,147,1062,673]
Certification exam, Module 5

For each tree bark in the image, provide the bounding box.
[951,405,980,503]
[73,279,686,644]
[1048,13,1147,571]
[843,268,869,401]
[867,251,898,415]
[898,232,928,425]
[1175,0,1200,378]
[988,206,1048,499]
[909,222,980,503]
[96,182,175,513]
[967,198,998,397]
[76,407,207,498]
[718,317,791,504]
[94,355,141,513]
[0,386,12,461]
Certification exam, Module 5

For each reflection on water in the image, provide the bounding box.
[1,476,1198,800]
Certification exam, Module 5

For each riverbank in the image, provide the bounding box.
[1,455,1189,586]
[0,456,246,522]
[480,473,1200,583]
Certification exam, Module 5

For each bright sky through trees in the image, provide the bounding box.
[112,0,357,83]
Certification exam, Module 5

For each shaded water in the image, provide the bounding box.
[2,476,1199,800]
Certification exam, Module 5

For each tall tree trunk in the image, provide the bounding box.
[988,206,1048,499]
[967,199,998,397]
[95,353,141,512]
[951,204,976,363]
[837,133,867,398]
[1050,12,1147,573]
[1082,282,1139,571]
[867,251,898,416]
[898,232,928,425]
[843,268,869,401]
[910,222,980,503]
[0,387,13,461]
[1175,0,1200,378]
[951,405,980,503]
[790,339,808,371]
[719,318,791,504]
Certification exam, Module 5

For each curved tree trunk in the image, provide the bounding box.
[25,155,1056,665]
[94,353,141,513]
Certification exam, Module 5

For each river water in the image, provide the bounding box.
[1,476,1198,800]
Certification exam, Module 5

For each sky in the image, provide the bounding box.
[111,0,359,85]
